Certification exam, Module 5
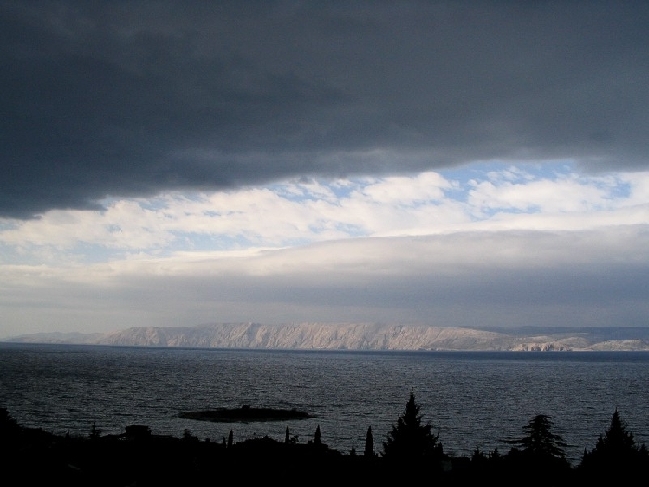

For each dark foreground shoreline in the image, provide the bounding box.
[2,407,647,487]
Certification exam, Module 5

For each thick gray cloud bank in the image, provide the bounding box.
[2,1,648,218]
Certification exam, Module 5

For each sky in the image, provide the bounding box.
[1,1,648,338]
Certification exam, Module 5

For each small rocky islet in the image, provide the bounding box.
[178,405,312,423]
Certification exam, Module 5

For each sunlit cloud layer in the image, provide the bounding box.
[1,163,648,337]
[2,162,646,265]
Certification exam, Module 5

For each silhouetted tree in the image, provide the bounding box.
[0,408,18,429]
[314,425,322,445]
[580,408,649,474]
[0,408,20,442]
[382,391,444,462]
[509,414,567,460]
[470,448,489,472]
[592,408,637,455]
[89,422,101,440]
[506,414,570,475]
[227,429,233,448]
[285,426,290,443]
[364,426,374,457]
[183,428,198,442]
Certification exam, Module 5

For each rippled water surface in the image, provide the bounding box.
[1,343,648,465]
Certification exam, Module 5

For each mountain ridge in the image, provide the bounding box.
[4,323,649,352]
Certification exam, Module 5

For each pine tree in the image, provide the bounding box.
[580,408,648,472]
[505,414,571,476]
[314,425,322,446]
[382,391,442,461]
[509,414,567,461]
[593,408,637,455]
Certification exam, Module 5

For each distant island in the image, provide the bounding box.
[3,323,649,352]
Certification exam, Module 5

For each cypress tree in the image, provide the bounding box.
[364,426,374,457]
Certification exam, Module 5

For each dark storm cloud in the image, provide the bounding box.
[2,1,648,218]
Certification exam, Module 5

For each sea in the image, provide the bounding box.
[1,342,648,466]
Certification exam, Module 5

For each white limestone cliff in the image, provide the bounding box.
[87,323,649,352]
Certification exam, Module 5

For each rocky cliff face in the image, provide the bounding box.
[94,323,514,351]
[7,323,649,351]
[69,323,649,351]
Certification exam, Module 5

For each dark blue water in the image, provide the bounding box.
[1,343,648,465]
